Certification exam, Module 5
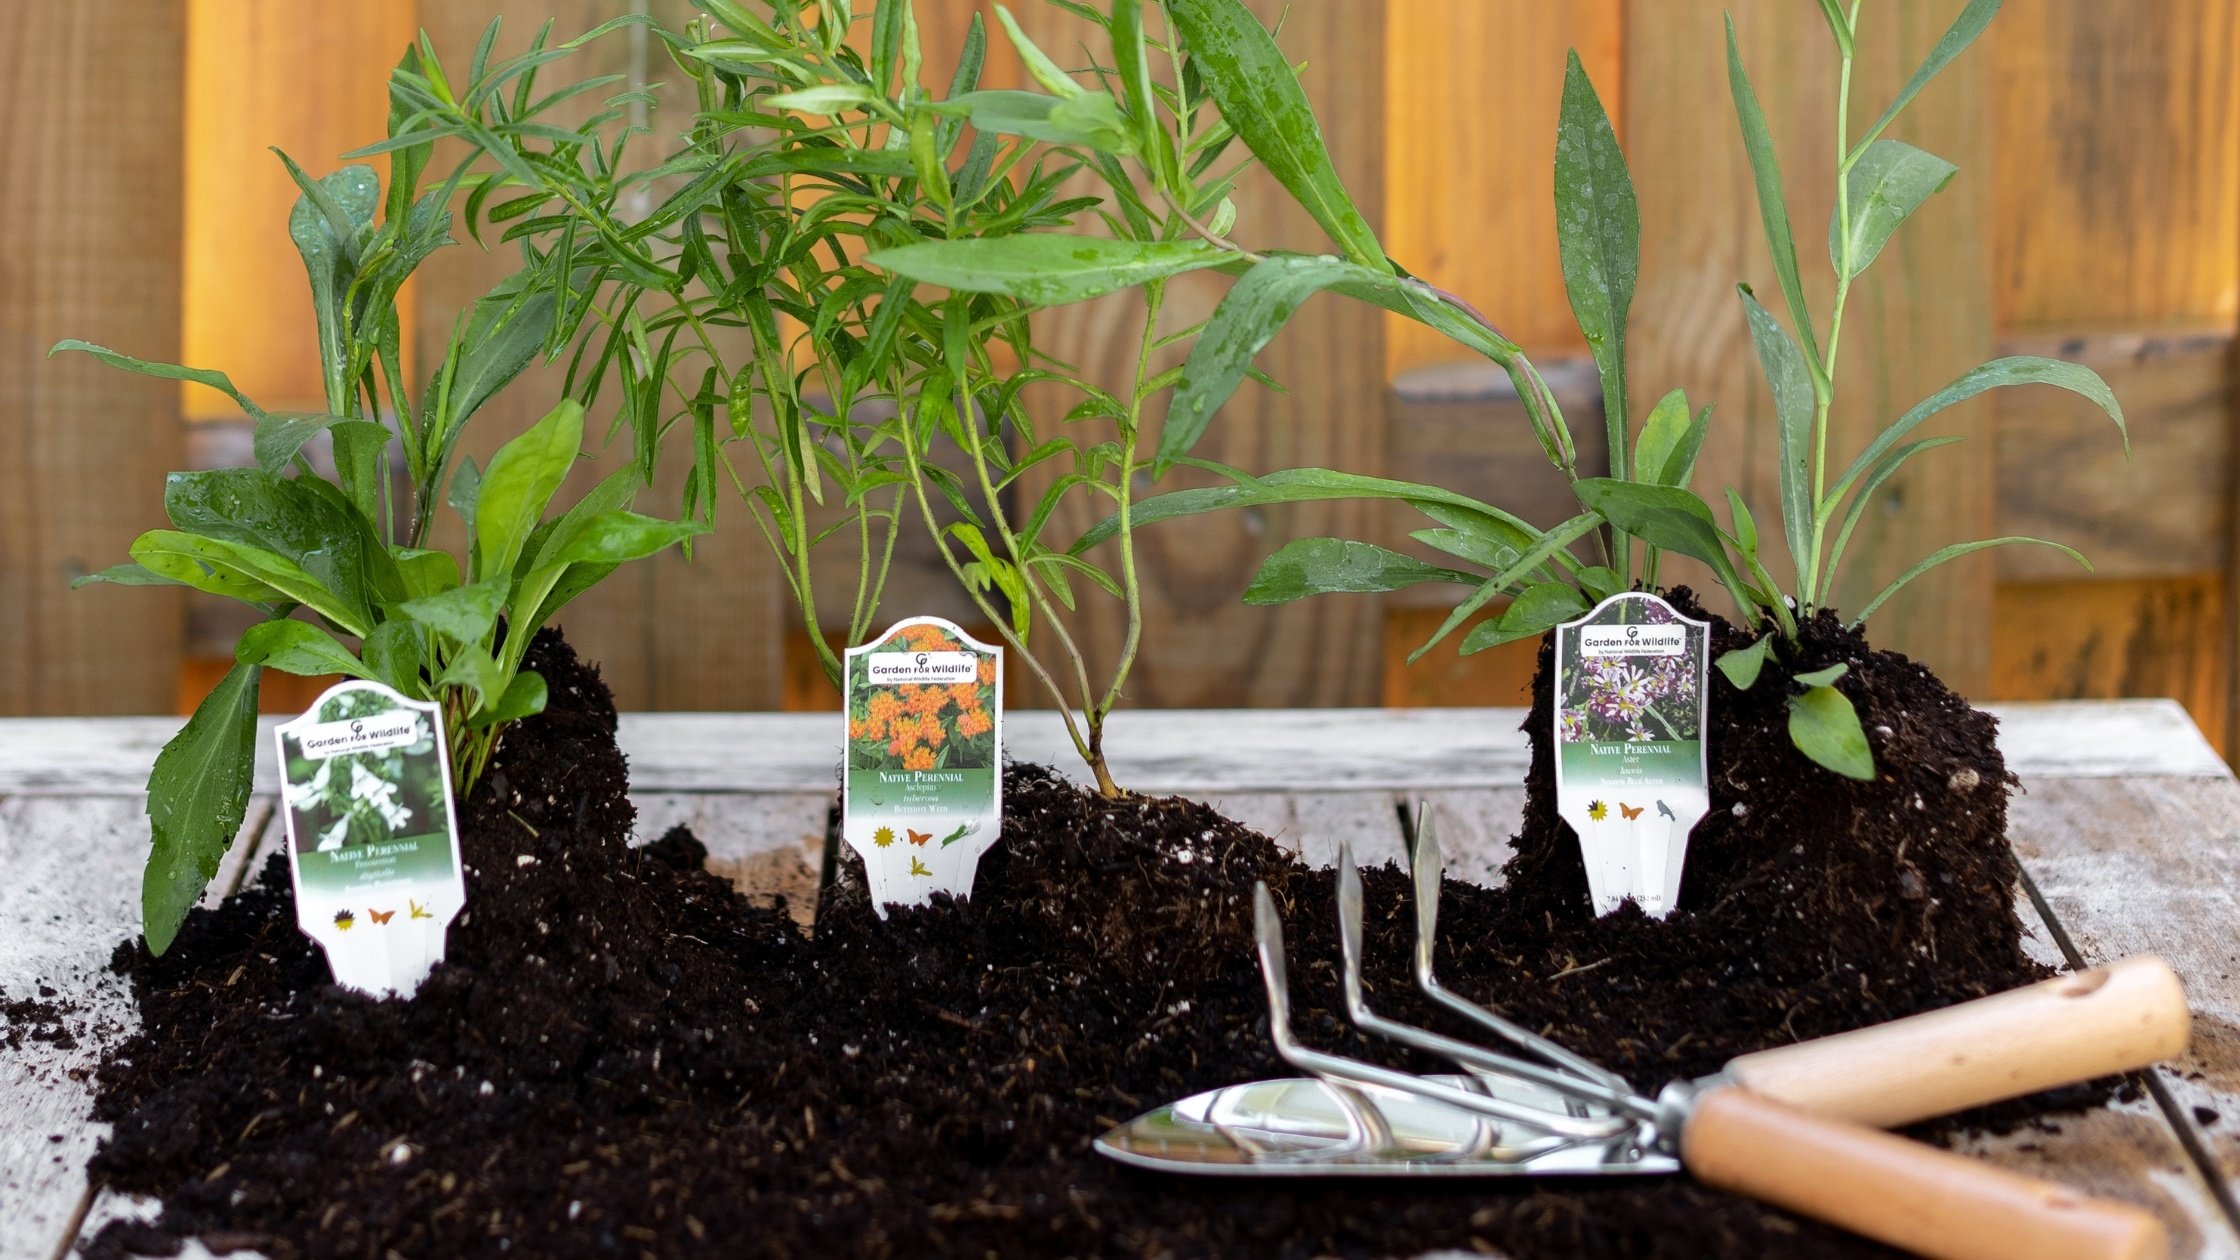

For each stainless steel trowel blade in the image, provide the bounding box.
[1094,1076,1678,1178]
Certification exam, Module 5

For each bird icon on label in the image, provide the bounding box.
[1656,800,1676,821]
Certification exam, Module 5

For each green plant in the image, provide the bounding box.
[1101,0,2121,782]
[59,23,702,955]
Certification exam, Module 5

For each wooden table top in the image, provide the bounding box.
[3,700,2236,1259]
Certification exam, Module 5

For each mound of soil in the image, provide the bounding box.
[82,619,2086,1259]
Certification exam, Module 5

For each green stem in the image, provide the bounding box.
[1093,282,1166,726]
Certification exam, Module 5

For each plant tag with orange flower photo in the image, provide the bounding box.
[1552,593,1710,918]
[842,617,1003,916]
[274,680,466,998]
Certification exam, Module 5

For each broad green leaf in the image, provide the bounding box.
[1412,513,1600,662]
[251,412,359,474]
[437,643,508,716]
[475,400,583,581]
[1851,536,2088,628]
[283,161,381,410]
[1459,582,1590,655]
[328,420,393,524]
[1159,255,1364,473]
[540,511,707,567]
[1554,51,1638,478]
[163,469,379,631]
[1717,635,1772,689]
[1832,140,1956,279]
[1725,18,1822,378]
[1575,565,1625,603]
[392,547,463,601]
[1410,528,1517,573]
[422,285,555,461]
[398,578,508,645]
[143,661,262,955]
[528,466,645,569]
[1242,538,1475,605]
[1739,287,1814,581]
[1831,357,2125,506]
[72,562,184,590]
[1632,389,1692,487]
[1573,478,1750,602]
[235,619,370,678]
[469,669,547,728]
[1789,684,1875,781]
[448,456,481,540]
[1792,663,1849,688]
[1724,488,1759,557]
[1163,0,1387,269]
[361,620,427,696]
[1852,0,2002,157]
[48,341,265,418]
[869,236,1223,305]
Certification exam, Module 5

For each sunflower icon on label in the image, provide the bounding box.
[872,825,896,849]
[1587,800,1608,822]
[333,909,356,931]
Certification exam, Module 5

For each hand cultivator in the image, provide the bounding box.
[1099,810,2191,1260]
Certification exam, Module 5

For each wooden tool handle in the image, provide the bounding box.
[1726,955,2189,1128]
[1682,1086,2168,1260]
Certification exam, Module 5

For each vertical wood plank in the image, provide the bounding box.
[1993,0,2240,331]
[1625,0,1996,693]
[183,0,420,418]
[1994,577,2232,760]
[1382,0,1625,373]
[413,0,783,711]
[0,1,188,714]
[1016,1,1390,707]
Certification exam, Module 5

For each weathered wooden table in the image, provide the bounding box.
[5,702,2239,1259]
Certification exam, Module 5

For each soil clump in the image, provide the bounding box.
[81,618,2087,1259]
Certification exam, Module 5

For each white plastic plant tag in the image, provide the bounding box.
[842,617,1003,917]
[274,680,466,998]
[1551,592,1711,918]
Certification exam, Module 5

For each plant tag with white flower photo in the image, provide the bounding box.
[842,617,1003,917]
[275,680,466,997]
[1551,593,1711,918]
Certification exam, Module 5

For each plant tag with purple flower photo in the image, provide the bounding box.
[842,617,1004,918]
[275,680,466,999]
[1552,593,1711,917]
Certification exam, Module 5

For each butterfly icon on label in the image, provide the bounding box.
[1618,802,1645,821]
[368,908,396,925]
[906,828,932,847]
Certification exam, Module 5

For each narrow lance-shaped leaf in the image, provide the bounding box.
[1851,536,2089,629]
[1832,140,1957,280]
[1076,467,1556,561]
[1725,17,1823,383]
[1159,255,1362,474]
[143,661,263,955]
[1242,538,1476,605]
[48,341,266,418]
[1459,582,1592,655]
[1738,286,1816,589]
[1410,513,1601,663]
[1162,0,1388,269]
[1818,435,1967,605]
[1553,50,1638,479]
[869,236,1224,306]
[1851,0,2003,157]
[1573,478,1757,617]
[1829,357,2125,506]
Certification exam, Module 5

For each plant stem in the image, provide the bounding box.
[1807,2,1864,618]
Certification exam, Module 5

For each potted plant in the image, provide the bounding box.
[72,5,2129,1258]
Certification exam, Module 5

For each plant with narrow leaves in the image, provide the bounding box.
[59,24,701,956]
[1110,0,2121,782]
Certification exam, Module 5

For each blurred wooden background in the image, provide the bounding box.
[6,1,2234,761]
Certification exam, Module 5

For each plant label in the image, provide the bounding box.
[275,680,466,998]
[843,617,1003,917]
[1551,593,1711,918]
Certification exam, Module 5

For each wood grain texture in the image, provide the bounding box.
[411,0,782,711]
[0,0,187,715]
[1993,0,2240,330]
[183,0,419,419]
[1993,578,2230,760]
[1624,0,1997,692]
[1382,0,1625,372]
[1009,0,1391,708]
[2009,774,2240,1243]
[1996,330,2230,581]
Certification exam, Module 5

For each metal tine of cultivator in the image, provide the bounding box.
[1334,841,1656,1122]
[1251,884,1634,1142]
[1405,806,1637,1097]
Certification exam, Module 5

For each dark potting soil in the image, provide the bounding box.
[80,614,2097,1260]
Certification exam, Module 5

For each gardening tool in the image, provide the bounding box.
[1096,810,2190,1260]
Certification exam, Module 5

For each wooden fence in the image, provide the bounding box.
[5,0,2234,757]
